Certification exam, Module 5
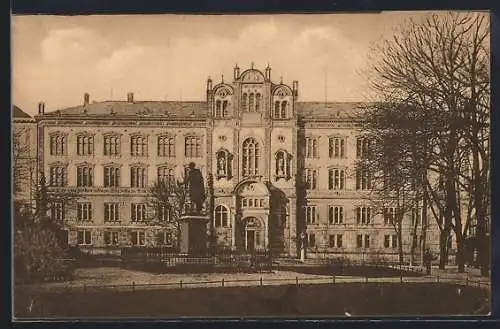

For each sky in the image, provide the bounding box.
[11,12,474,116]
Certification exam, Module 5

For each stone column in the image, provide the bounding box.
[231,195,237,249]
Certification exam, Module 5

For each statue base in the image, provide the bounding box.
[179,215,209,255]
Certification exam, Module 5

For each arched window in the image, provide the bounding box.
[274,101,280,118]
[242,138,260,177]
[242,93,248,111]
[255,93,261,111]
[215,100,222,117]
[249,93,255,112]
[214,205,229,227]
[281,101,287,118]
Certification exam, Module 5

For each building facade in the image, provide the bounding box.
[30,64,441,261]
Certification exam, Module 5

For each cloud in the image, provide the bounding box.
[13,16,375,114]
[40,27,110,62]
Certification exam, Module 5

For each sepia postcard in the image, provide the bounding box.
[11,11,491,319]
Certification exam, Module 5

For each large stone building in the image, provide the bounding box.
[28,64,442,261]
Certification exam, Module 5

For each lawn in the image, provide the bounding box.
[14,282,490,318]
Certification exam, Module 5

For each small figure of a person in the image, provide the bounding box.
[423,248,433,275]
[277,157,285,176]
[218,156,226,176]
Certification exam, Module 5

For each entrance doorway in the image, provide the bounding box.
[246,230,256,252]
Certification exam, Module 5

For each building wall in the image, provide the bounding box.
[13,117,37,207]
[32,67,443,262]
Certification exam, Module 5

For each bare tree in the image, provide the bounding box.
[365,12,490,274]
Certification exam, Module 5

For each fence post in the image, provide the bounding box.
[296,277,299,286]
[365,275,368,283]
[400,274,403,283]
[83,284,87,292]
[260,277,263,286]
[466,277,468,286]
[333,275,336,284]
[132,281,135,292]
[180,280,183,289]
[222,278,225,287]
[437,275,440,283]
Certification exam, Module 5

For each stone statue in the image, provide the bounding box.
[277,157,285,176]
[184,162,206,215]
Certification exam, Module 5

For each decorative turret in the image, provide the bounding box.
[206,76,213,91]
[234,64,240,80]
[293,80,299,97]
[38,102,45,115]
[265,64,271,81]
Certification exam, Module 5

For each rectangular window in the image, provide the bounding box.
[50,202,65,221]
[77,230,92,245]
[131,203,147,222]
[49,135,66,156]
[130,136,148,157]
[329,137,346,158]
[130,167,147,188]
[104,231,120,246]
[328,206,344,224]
[329,234,343,248]
[158,205,172,222]
[356,168,372,190]
[130,231,146,246]
[49,166,67,187]
[158,136,175,157]
[76,166,94,187]
[104,135,121,156]
[77,203,92,222]
[104,166,120,187]
[306,205,317,224]
[305,137,319,158]
[384,207,395,225]
[356,207,372,225]
[104,203,120,222]
[76,135,94,156]
[384,235,398,248]
[304,169,318,190]
[185,136,202,158]
[357,234,370,248]
[328,168,345,190]
[356,138,370,158]
[159,231,173,246]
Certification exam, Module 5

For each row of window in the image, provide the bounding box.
[305,205,422,225]
[306,233,399,249]
[305,137,370,159]
[75,230,172,246]
[49,135,202,158]
[213,98,291,119]
[50,134,371,161]
[52,202,173,223]
[304,168,371,190]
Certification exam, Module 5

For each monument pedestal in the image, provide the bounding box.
[179,215,209,255]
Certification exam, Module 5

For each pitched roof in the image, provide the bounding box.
[43,100,369,120]
[44,101,208,119]
[295,101,369,120]
[12,105,32,118]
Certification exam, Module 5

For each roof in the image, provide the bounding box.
[13,105,32,118]
[42,100,369,120]
[44,101,208,119]
[295,102,369,120]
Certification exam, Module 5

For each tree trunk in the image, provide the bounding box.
[455,231,465,273]
[439,229,449,269]
[421,185,428,267]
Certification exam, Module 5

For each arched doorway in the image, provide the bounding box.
[243,216,264,251]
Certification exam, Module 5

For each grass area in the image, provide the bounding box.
[14,282,490,318]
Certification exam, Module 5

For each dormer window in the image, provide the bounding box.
[216,149,232,179]
[275,150,292,181]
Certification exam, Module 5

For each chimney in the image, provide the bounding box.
[234,64,240,80]
[127,92,134,103]
[84,93,90,106]
[38,102,45,115]
[265,64,271,81]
